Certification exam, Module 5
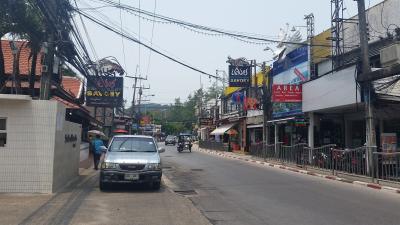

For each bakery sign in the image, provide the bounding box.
[272,84,302,103]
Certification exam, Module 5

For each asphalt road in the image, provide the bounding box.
[160,143,400,225]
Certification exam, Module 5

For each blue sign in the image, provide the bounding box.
[272,46,309,118]
[229,65,251,87]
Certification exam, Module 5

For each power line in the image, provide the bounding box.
[145,0,157,79]
[88,0,357,48]
[75,9,220,80]
[118,0,127,69]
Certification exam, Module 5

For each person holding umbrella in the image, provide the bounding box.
[91,134,105,170]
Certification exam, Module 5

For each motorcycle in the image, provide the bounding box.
[177,141,192,153]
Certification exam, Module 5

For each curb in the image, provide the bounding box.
[195,147,400,195]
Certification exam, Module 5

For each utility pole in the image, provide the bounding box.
[136,85,150,134]
[262,62,270,145]
[126,75,146,134]
[39,34,55,100]
[39,0,58,100]
[356,0,375,175]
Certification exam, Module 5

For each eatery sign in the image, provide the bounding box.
[272,84,302,103]
[229,65,251,87]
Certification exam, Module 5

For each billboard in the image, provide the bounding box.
[272,84,302,103]
[272,46,309,118]
[229,65,251,87]
[86,76,123,107]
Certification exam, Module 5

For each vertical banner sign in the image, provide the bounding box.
[272,46,309,118]
[86,76,124,107]
[229,65,251,87]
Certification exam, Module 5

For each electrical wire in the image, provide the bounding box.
[145,0,157,79]
[86,0,357,48]
[75,9,220,80]
[118,0,127,70]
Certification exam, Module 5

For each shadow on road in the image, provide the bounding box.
[100,183,166,193]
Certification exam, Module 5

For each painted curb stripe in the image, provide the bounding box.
[197,148,400,194]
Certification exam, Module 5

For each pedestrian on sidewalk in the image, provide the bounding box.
[92,134,105,170]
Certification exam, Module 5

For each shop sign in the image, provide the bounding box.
[272,84,302,103]
[229,65,251,87]
[381,133,397,153]
[200,118,213,126]
[272,46,308,118]
[86,76,123,107]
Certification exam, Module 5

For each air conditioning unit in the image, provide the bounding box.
[380,43,400,68]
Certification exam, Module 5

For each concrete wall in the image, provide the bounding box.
[303,65,361,112]
[0,97,81,193]
[52,113,81,192]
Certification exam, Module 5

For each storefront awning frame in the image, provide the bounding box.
[267,117,296,124]
[210,123,236,135]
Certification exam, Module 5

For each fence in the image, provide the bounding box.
[306,144,336,170]
[279,143,308,166]
[249,142,276,159]
[199,140,226,151]
[374,152,400,183]
[332,147,368,176]
[247,142,400,185]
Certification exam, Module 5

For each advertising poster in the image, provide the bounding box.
[381,133,397,153]
[272,46,309,118]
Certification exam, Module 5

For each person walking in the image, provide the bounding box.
[92,134,105,170]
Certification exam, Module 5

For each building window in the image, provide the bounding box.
[0,118,6,147]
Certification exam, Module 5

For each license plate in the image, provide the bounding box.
[124,173,139,180]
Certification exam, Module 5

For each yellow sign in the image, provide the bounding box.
[224,87,240,96]
[312,29,332,64]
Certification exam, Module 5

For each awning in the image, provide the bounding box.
[267,117,296,124]
[210,123,236,135]
[247,124,263,129]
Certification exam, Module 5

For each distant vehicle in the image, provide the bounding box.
[177,133,192,153]
[165,135,177,146]
[100,135,165,191]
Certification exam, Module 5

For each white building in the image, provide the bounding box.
[0,95,81,193]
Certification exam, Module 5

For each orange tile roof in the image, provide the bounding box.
[1,40,42,76]
[62,76,83,98]
[52,96,80,109]
[2,40,84,99]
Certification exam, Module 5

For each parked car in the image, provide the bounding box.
[165,135,177,145]
[100,135,165,191]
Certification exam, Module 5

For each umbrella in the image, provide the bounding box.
[88,130,106,137]
[113,129,128,134]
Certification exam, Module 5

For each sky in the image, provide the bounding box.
[75,0,383,106]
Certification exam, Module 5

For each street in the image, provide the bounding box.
[161,143,400,225]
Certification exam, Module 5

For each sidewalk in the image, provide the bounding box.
[0,168,211,225]
[195,145,400,195]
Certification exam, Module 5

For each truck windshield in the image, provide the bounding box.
[109,137,156,152]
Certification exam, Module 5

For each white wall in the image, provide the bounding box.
[343,0,400,53]
[0,98,81,193]
[303,65,361,112]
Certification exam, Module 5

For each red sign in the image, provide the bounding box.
[272,84,302,102]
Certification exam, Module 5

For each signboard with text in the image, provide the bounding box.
[272,84,302,103]
[272,46,309,118]
[199,118,213,126]
[229,65,251,87]
[86,76,123,107]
